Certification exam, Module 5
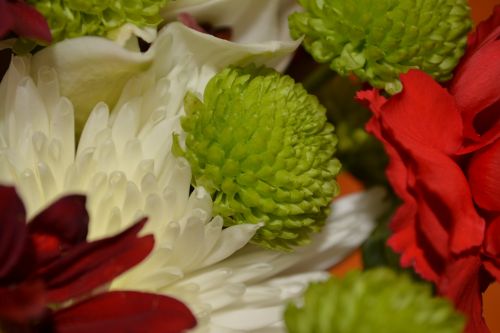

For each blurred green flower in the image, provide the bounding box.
[175,65,341,251]
[285,268,465,333]
[289,0,471,94]
[27,0,169,42]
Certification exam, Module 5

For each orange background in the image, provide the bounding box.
[329,1,499,331]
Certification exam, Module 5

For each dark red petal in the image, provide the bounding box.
[467,138,500,212]
[462,5,500,63]
[484,216,500,259]
[28,195,88,266]
[484,260,500,282]
[451,40,500,149]
[7,1,51,42]
[177,12,205,33]
[53,291,197,333]
[39,219,154,303]
[438,256,491,333]
[0,280,46,324]
[0,0,15,38]
[0,186,28,280]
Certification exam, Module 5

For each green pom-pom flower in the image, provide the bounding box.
[27,0,169,42]
[284,268,466,333]
[289,0,472,94]
[174,65,341,251]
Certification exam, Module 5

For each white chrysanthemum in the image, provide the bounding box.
[0,23,386,332]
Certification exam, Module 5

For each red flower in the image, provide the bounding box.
[0,186,197,333]
[0,0,51,42]
[358,6,500,333]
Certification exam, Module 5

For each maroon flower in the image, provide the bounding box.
[358,6,500,333]
[0,186,197,333]
[0,0,51,42]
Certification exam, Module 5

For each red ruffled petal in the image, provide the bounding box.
[467,138,500,213]
[438,256,491,333]
[451,6,500,150]
[484,216,500,260]
[0,280,46,324]
[39,219,154,303]
[462,5,500,64]
[53,291,197,333]
[29,195,88,266]
[384,70,464,154]
[360,89,442,281]
[0,186,28,280]
[362,71,485,270]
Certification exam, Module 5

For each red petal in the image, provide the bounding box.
[361,87,446,281]
[0,186,28,280]
[450,5,500,150]
[0,280,46,324]
[451,41,500,149]
[7,1,51,42]
[484,216,500,259]
[387,70,464,154]
[463,5,500,62]
[177,12,206,33]
[484,260,500,282]
[467,138,500,212]
[29,195,88,266]
[39,219,154,303]
[438,256,491,333]
[53,291,197,333]
[0,0,15,38]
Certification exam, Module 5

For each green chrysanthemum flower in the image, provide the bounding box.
[27,0,169,42]
[289,0,472,94]
[285,268,466,333]
[174,65,341,251]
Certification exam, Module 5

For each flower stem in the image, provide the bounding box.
[302,64,336,92]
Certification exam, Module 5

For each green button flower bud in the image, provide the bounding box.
[27,0,169,42]
[285,268,465,333]
[289,0,472,94]
[174,65,341,251]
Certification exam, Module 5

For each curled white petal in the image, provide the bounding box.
[161,0,301,71]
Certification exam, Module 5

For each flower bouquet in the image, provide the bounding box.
[0,0,498,332]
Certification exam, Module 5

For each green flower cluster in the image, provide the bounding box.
[27,0,169,42]
[289,0,471,94]
[175,65,341,251]
[285,268,465,333]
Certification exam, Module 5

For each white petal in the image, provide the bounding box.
[280,187,389,275]
[162,0,298,43]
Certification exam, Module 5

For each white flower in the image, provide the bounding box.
[0,23,385,332]
[177,188,388,332]
[161,0,300,71]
